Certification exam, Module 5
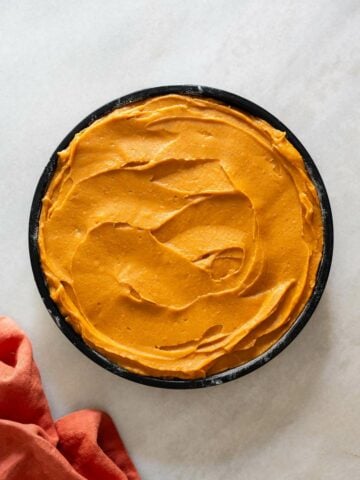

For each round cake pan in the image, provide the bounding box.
[29,85,333,389]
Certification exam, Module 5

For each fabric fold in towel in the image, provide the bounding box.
[0,316,140,480]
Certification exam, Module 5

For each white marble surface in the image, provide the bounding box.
[1,1,360,478]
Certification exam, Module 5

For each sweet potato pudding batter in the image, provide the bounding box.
[39,95,323,379]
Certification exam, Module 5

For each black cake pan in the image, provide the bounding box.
[29,85,333,389]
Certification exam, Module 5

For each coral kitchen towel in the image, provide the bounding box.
[0,316,140,480]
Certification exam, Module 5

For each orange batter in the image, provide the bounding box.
[39,95,323,379]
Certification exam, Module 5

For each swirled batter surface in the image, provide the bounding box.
[39,95,323,378]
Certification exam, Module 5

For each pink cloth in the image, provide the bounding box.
[0,316,140,480]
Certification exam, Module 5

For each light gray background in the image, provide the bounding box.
[1,1,359,478]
